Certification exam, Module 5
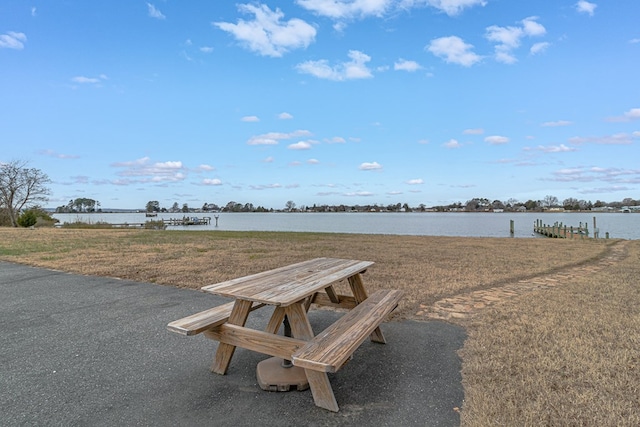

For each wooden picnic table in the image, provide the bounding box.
[167,257,403,412]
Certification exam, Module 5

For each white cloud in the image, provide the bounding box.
[147,3,166,20]
[443,138,461,148]
[549,166,640,187]
[530,42,550,55]
[624,108,640,120]
[575,1,597,16]
[522,16,546,37]
[630,38,640,44]
[197,164,215,171]
[394,59,422,72]
[359,161,383,171]
[0,31,27,49]
[485,135,509,144]
[296,0,391,20]
[250,183,282,190]
[70,75,108,86]
[427,36,481,67]
[327,136,346,143]
[241,115,260,122]
[247,129,312,145]
[263,156,275,163]
[345,191,374,197]
[569,133,635,145]
[400,0,487,16]
[37,149,80,159]
[633,131,640,138]
[605,108,640,123]
[307,158,320,164]
[296,50,373,80]
[200,46,214,53]
[111,157,186,183]
[202,178,222,185]
[541,120,573,127]
[535,144,577,153]
[278,112,293,119]
[214,4,316,57]
[288,141,313,150]
[463,128,484,135]
[485,17,546,64]
[406,178,424,185]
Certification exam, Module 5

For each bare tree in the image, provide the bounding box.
[542,195,559,209]
[285,200,296,211]
[0,160,51,227]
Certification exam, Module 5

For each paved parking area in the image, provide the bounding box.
[0,261,465,426]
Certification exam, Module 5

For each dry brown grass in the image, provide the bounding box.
[460,240,640,426]
[0,227,610,319]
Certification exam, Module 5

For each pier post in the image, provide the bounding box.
[214,215,219,227]
[510,220,514,236]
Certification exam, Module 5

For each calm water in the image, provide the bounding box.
[52,212,640,240]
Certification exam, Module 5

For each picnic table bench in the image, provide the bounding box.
[167,257,403,412]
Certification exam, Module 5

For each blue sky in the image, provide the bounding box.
[1,1,639,210]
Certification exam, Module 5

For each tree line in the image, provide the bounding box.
[144,196,640,214]
[2,160,639,228]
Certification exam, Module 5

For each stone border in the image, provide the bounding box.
[417,240,630,323]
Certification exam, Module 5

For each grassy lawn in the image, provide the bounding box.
[1,227,638,424]
[460,240,640,425]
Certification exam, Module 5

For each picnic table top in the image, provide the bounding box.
[201,257,373,306]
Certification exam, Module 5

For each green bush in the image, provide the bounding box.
[17,210,38,227]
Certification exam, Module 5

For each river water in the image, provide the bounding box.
[52,212,640,240]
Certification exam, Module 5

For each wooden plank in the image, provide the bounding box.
[235,258,368,304]
[202,258,343,296]
[166,301,265,336]
[203,324,305,360]
[265,306,285,334]
[311,292,357,310]
[284,302,339,412]
[210,299,252,375]
[305,369,339,412]
[348,273,385,343]
[201,258,374,306]
[325,285,340,303]
[292,289,403,373]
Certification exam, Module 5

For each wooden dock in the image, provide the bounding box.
[162,216,212,226]
[533,218,608,239]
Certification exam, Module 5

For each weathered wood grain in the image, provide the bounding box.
[166,301,264,336]
[292,289,403,373]
[201,258,373,306]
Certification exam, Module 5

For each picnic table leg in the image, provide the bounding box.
[265,306,286,334]
[285,302,339,412]
[211,299,252,375]
[347,273,386,344]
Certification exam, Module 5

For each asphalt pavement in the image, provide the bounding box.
[0,260,466,426]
